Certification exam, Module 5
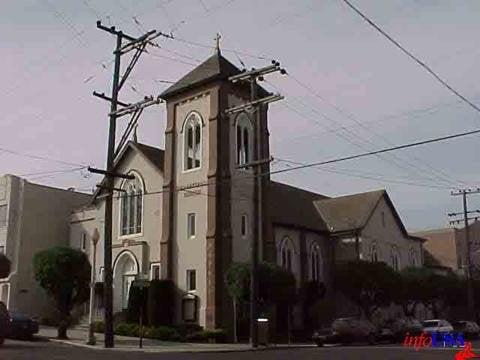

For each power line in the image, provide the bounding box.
[340,0,480,115]
[0,147,88,167]
[284,74,468,187]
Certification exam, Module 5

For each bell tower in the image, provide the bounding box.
[159,47,271,330]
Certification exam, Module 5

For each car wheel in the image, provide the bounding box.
[315,340,324,347]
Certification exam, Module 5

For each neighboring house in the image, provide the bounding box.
[0,174,90,318]
[70,50,424,334]
[414,221,480,276]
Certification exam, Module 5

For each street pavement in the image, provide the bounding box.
[2,338,480,360]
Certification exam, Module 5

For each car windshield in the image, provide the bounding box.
[423,320,439,327]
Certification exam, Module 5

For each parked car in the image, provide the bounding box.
[7,313,39,340]
[0,302,10,346]
[313,317,378,346]
[452,321,480,339]
[422,319,454,334]
[388,318,423,342]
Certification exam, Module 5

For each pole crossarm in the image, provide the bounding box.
[448,210,480,217]
[87,166,135,180]
[225,94,284,114]
[450,216,480,225]
[93,91,131,107]
[110,95,163,118]
[96,184,126,193]
[228,62,284,82]
[451,189,480,196]
[96,20,136,41]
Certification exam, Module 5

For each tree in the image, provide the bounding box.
[224,262,297,342]
[0,254,10,279]
[33,246,90,339]
[334,260,401,319]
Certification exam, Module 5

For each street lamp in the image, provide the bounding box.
[87,228,100,345]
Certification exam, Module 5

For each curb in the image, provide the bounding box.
[44,337,316,353]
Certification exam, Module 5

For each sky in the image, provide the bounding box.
[1,0,480,231]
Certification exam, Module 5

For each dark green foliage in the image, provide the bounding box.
[173,323,203,338]
[185,329,227,343]
[0,254,10,278]
[93,321,104,333]
[225,262,297,305]
[147,280,174,326]
[126,281,148,324]
[144,326,181,341]
[334,260,401,318]
[115,322,140,337]
[33,246,90,339]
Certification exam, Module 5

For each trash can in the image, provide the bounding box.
[257,318,269,345]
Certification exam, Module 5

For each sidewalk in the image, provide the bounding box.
[38,326,315,353]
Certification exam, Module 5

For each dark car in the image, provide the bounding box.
[7,313,39,340]
[0,302,10,345]
[313,317,378,346]
[452,321,480,339]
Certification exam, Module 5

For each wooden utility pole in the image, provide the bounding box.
[449,188,480,321]
[92,21,165,348]
[227,62,285,347]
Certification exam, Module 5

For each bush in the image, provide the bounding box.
[186,329,227,343]
[173,323,203,338]
[115,323,140,337]
[147,280,174,326]
[93,321,104,333]
[144,326,180,341]
[126,284,147,324]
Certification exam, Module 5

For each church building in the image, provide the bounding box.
[70,48,424,334]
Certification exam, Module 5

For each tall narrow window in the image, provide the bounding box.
[187,213,196,238]
[120,173,144,236]
[187,269,196,291]
[236,113,253,167]
[183,113,202,170]
[371,243,378,262]
[0,205,6,227]
[151,263,160,280]
[280,237,294,273]
[81,233,87,252]
[309,244,322,281]
[0,246,4,254]
[241,214,247,237]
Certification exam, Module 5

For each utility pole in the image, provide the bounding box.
[227,62,285,347]
[91,21,165,348]
[449,188,480,321]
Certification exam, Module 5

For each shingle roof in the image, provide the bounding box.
[313,190,385,233]
[160,52,241,99]
[267,181,329,232]
[132,142,164,171]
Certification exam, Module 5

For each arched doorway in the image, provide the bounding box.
[113,251,138,311]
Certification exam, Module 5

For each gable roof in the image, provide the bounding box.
[160,52,242,100]
[313,190,385,234]
[92,141,164,202]
[268,181,329,232]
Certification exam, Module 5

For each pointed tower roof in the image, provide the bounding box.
[160,52,242,100]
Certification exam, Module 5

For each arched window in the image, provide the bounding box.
[236,113,253,167]
[120,173,143,236]
[280,237,294,272]
[390,246,400,271]
[183,113,202,170]
[309,243,322,282]
[409,248,417,266]
[371,243,378,262]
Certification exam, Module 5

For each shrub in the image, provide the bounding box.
[92,321,104,333]
[186,329,226,343]
[115,323,140,337]
[126,283,147,324]
[144,326,180,341]
[147,280,174,326]
[173,323,203,338]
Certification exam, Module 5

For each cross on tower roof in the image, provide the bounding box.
[214,33,221,55]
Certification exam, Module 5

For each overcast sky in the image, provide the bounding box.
[2,0,480,231]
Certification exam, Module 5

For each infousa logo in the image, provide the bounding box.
[403,332,464,350]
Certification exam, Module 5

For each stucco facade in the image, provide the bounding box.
[0,175,90,318]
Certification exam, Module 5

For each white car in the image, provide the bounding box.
[422,319,454,334]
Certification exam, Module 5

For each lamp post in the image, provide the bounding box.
[87,228,100,345]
